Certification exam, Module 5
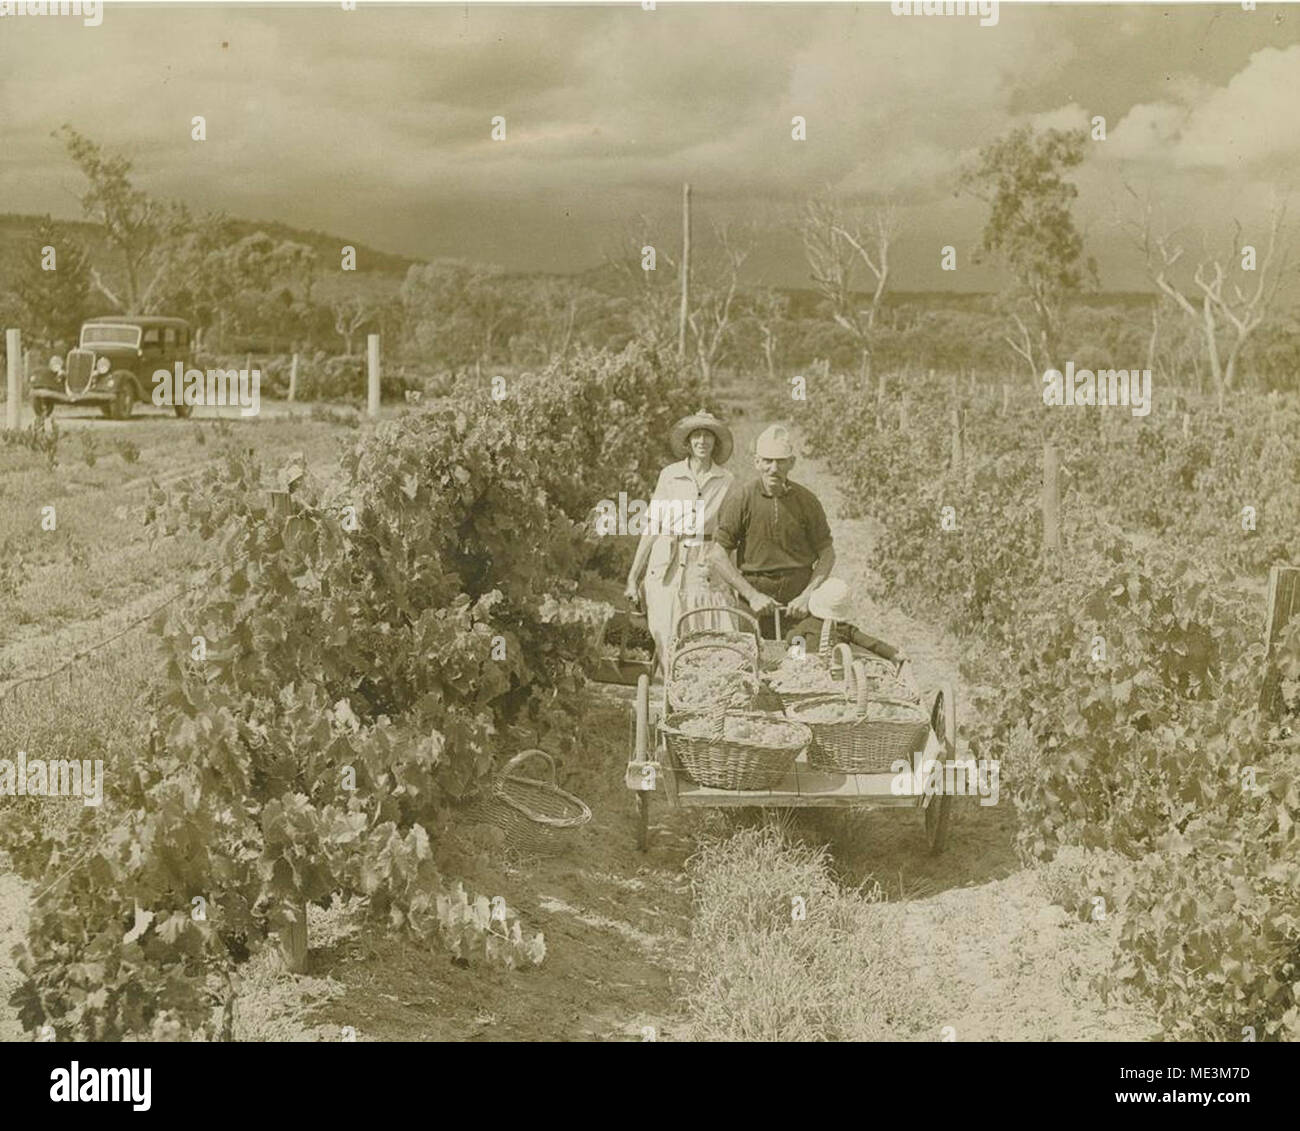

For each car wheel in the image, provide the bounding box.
[110,379,137,421]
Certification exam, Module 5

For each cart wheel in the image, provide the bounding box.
[924,683,957,854]
[636,793,650,852]
[634,673,651,852]
[924,792,952,854]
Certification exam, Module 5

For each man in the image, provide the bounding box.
[706,423,836,638]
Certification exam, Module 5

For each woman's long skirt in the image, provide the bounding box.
[644,542,738,678]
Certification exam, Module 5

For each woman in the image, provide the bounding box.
[625,410,737,676]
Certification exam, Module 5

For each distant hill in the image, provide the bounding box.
[0,212,424,289]
[1,212,1159,313]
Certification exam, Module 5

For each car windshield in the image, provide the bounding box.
[80,324,141,348]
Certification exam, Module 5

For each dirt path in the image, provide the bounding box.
[788,423,1158,1040]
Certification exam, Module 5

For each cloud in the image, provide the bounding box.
[0,5,1296,288]
[1109,45,1300,171]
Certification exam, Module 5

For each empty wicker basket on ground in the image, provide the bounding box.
[471,750,592,856]
[661,709,811,790]
[784,660,930,774]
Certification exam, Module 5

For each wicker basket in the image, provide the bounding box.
[662,710,811,791]
[784,661,930,774]
[667,639,760,714]
[769,642,857,708]
[470,750,592,856]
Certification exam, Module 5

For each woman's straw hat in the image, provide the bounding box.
[808,577,854,622]
[670,410,733,464]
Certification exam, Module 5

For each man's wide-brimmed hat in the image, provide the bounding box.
[808,577,854,622]
[671,410,733,464]
[755,424,796,460]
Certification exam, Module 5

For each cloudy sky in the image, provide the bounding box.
[1,1,1297,290]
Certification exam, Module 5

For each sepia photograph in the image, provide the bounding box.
[0,0,1297,1097]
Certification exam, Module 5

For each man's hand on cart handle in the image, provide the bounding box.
[746,590,778,616]
[786,592,811,621]
[624,579,642,612]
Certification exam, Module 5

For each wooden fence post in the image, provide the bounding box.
[1260,565,1300,720]
[277,898,309,974]
[5,328,21,431]
[288,352,299,403]
[367,333,380,417]
[1042,443,1060,555]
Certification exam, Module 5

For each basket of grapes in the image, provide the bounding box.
[666,654,760,714]
[661,710,812,790]
[784,661,930,773]
[767,642,875,707]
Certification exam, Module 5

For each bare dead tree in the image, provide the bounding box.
[1123,185,1292,409]
[1004,310,1038,381]
[687,220,753,387]
[749,287,789,382]
[801,189,898,379]
[330,293,373,355]
[603,216,680,355]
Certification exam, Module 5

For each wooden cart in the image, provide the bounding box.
[619,604,969,853]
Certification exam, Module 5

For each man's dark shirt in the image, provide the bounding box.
[714,477,833,574]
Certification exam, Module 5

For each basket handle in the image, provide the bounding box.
[668,639,760,686]
[671,604,760,641]
[500,749,556,784]
[851,660,872,711]
[818,617,835,662]
[830,641,854,679]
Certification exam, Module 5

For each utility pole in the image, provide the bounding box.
[678,182,691,364]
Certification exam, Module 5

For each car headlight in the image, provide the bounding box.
[95,357,111,375]
[49,356,63,374]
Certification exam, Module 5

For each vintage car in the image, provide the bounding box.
[30,315,194,420]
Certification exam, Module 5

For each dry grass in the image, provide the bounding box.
[683,824,928,1041]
